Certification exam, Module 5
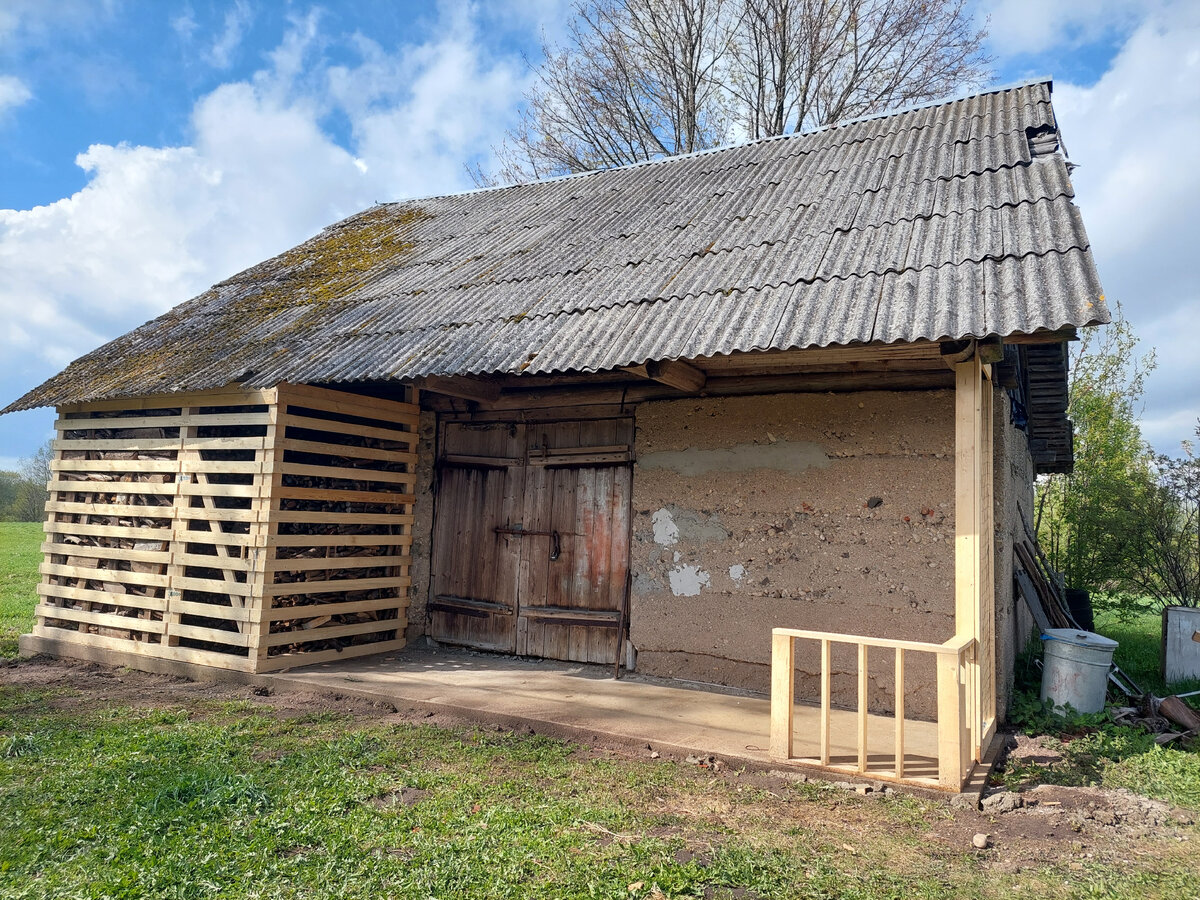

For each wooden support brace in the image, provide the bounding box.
[420,375,501,404]
[623,359,706,393]
[769,631,795,760]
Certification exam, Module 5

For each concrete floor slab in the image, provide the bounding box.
[270,645,946,788]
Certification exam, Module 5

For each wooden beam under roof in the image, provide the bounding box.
[622,359,707,393]
[419,375,501,404]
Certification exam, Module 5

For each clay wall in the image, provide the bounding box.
[627,391,957,717]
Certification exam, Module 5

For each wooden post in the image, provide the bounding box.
[857,643,869,773]
[769,630,795,760]
[894,649,905,779]
[955,353,995,771]
[246,388,281,672]
[936,646,965,790]
[819,639,831,766]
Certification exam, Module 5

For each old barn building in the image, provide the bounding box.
[6,79,1106,790]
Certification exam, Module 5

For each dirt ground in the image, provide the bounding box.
[3,655,1194,878]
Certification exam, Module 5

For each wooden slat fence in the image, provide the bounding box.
[32,382,418,673]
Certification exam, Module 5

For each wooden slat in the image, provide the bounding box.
[857,643,869,774]
[895,649,906,780]
[770,631,794,760]
[37,583,167,611]
[170,574,253,596]
[40,562,169,588]
[280,413,417,446]
[279,437,417,465]
[264,575,411,596]
[46,521,173,542]
[55,436,264,452]
[176,551,253,572]
[40,542,170,565]
[263,595,404,621]
[820,639,831,767]
[171,599,254,622]
[272,510,414,526]
[36,603,165,634]
[277,461,415,484]
[771,627,964,655]
[54,458,179,473]
[178,482,260,498]
[268,532,411,548]
[56,412,270,432]
[48,479,177,496]
[269,554,409,572]
[45,500,174,519]
[278,382,420,425]
[60,386,273,414]
[169,622,251,646]
[262,616,404,647]
[175,506,260,523]
[179,459,263,475]
[253,637,407,672]
[274,486,414,505]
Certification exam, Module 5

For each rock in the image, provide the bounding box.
[980,790,1024,814]
[949,793,979,810]
[649,750,660,759]
[855,784,872,795]
[972,833,990,850]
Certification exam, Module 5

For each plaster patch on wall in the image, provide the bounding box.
[651,508,679,545]
[639,440,831,476]
[729,564,746,583]
[669,565,711,597]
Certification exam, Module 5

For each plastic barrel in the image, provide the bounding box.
[1040,628,1118,715]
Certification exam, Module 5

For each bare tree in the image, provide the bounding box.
[730,0,990,139]
[482,0,989,183]
[488,0,736,184]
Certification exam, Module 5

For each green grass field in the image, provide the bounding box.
[0,521,40,658]
[1,689,1195,900]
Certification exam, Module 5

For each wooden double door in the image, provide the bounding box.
[429,418,633,664]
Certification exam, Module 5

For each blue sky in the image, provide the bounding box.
[1,0,1197,469]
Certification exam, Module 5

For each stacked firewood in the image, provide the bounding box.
[264,445,408,656]
[43,421,178,642]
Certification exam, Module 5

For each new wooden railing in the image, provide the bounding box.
[770,629,976,790]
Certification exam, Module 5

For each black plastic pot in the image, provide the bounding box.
[1064,588,1094,632]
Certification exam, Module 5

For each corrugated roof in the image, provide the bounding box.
[5,77,1109,413]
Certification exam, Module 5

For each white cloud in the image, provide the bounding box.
[981,0,1154,55]
[205,1,252,69]
[0,5,526,397]
[1052,1,1200,450]
[0,74,31,116]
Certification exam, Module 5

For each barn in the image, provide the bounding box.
[5,78,1106,790]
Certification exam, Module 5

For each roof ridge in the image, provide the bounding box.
[365,76,1054,210]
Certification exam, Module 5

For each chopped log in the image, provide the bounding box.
[1159,696,1200,733]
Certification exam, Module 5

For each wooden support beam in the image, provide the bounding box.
[646,359,706,393]
[977,336,1004,365]
[769,631,795,760]
[623,359,707,393]
[420,375,502,404]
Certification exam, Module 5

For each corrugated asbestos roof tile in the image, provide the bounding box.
[4,78,1109,412]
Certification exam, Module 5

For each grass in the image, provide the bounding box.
[1094,607,1200,697]
[1002,610,1200,808]
[0,521,40,658]
[0,691,1195,900]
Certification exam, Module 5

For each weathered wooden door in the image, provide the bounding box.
[429,418,632,664]
[428,423,525,652]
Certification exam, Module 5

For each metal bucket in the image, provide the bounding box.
[1040,628,1118,715]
